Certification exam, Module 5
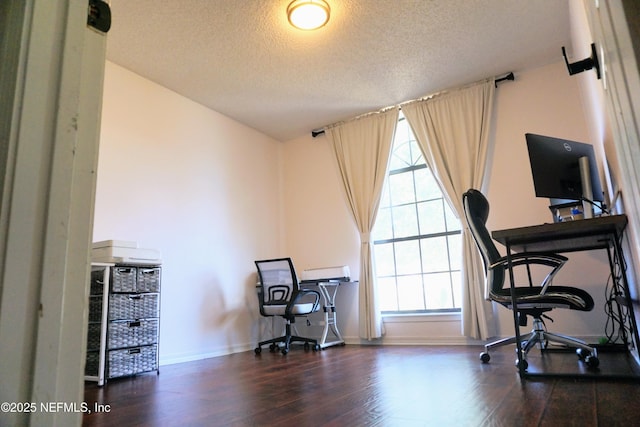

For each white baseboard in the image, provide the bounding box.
[345,336,483,346]
[344,334,607,347]
[159,335,609,366]
[159,343,252,366]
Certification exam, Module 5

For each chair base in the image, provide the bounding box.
[255,322,320,355]
[480,317,599,369]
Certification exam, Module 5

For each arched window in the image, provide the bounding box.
[373,115,462,313]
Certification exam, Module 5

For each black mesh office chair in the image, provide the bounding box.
[254,258,321,355]
[462,189,599,369]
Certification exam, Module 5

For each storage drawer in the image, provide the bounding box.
[86,322,103,351]
[88,296,103,322]
[107,345,158,378]
[111,266,137,292]
[90,270,106,295]
[85,350,100,377]
[137,267,161,293]
[108,319,159,349]
[108,293,159,320]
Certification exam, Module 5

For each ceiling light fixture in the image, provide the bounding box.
[287,0,330,31]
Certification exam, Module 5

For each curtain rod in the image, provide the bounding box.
[311,71,515,138]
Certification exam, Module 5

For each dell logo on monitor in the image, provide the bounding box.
[563,142,572,152]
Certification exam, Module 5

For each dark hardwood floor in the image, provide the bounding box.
[83,344,640,426]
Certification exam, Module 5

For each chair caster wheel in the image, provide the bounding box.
[254,347,262,355]
[269,344,277,352]
[585,355,599,368]
[281,348,289,355]
[515,358,528,370]
[314,344,321,351]
[576,348,588,360]
[480,352,490,363]
[515,341,528,355]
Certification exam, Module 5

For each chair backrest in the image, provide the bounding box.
[462,189,504,298]
[255,258,300,308]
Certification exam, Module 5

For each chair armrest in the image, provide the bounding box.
[489,252,568,294]
[286,288,321,315]
[490,252,567,268]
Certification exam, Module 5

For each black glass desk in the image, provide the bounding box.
[492,215,639,378]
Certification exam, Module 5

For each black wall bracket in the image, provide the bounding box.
[562,43,601,79]
[88,0,111,33]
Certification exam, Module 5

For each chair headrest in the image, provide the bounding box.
[463,189,490,225]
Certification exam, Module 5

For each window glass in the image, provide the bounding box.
[394,240,422,275]
[396,275,425,311]
[389,172,416,205]
[417,200,446,235]
[392,204,419,238]
[373,115,462,313]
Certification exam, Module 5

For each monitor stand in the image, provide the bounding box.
[579,156,594,219]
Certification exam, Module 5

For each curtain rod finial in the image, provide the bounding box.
[495,72,514,87]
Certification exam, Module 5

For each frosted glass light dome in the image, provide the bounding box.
[287,0,330,31]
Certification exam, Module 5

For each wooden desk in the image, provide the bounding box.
[493,215,628,253]
[492,215,639,378]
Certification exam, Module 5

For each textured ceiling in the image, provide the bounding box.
[105,0,571,141]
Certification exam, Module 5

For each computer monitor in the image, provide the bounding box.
[525,133,604,203]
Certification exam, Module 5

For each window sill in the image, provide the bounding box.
[382,312,461,323]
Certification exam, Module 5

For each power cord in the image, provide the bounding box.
[602,241,631,345]
[580,197,610,215]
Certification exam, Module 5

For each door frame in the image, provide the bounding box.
[0,1,107,425]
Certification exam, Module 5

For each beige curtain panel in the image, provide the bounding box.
[326,108,399,340]
[402,79,496,340]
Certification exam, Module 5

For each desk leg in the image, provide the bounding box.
[612,232,640,353]
[506,242,526,378]
[317,283,345,349]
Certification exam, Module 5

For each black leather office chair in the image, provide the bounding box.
[254,258,321,355]
[462,189,599,369]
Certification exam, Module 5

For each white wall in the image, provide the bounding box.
[95,62,615,359]
[283,62,613,344]
[281,134,362,341]
[94,61,283,364]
